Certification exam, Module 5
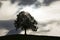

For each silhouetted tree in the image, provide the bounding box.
[14,11,38,35]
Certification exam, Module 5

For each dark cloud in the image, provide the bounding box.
[18,0,58,7]
[10,0,59,8]
[34,0,59,7]
[10,0,59,6]
[10,0,37,6]
[7,29,22,35]
[18,0,37,6]
[0,20,22,35]
[0,20,15,30]
[34,1,41,8]
[43,0,57,6]
[0,2,2,8]
[10,0,16,4]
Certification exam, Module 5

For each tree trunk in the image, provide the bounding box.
[25,28,26,35]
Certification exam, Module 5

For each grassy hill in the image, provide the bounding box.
[0,34,60,40]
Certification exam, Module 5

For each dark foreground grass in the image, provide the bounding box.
[0,34,60,40]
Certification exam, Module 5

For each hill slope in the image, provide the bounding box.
[0,34,60,40]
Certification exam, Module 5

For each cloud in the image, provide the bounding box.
[18,0,37,6]
[10,0,37,6]
[43,0,57,6]
[10,0,16,4]
[10,0,60,9]
[0,2,2,8]
[0,20,15,30]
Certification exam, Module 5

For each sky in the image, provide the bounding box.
[0,0,60,36]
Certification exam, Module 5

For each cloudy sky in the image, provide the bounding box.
[0,0,60,37]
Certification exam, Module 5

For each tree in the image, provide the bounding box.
[14,11,38,35]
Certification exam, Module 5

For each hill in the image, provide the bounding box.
[0,34,60,40]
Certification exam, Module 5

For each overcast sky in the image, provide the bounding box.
[0,0,60,36]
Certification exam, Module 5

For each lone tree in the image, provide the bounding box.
[14,11,38,35]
